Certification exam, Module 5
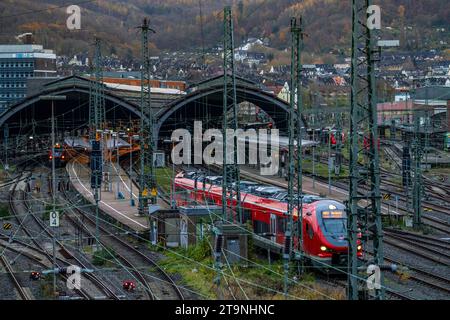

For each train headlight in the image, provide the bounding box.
[320,246,327,252]
[357,245,362,251]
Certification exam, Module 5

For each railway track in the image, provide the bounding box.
[380,255,450,295]
[8,168,120,300]
[385,228,450,251]
[195,164,450,298]
[321,277,413,300]
[233,163,450,235]
[0,254,33,300]
[383,235,450,266]
[62,160,185,300]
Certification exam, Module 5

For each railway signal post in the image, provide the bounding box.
[347,0,384,300]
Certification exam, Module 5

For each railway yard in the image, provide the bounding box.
[0,1,449,308]
[0,135,449,301]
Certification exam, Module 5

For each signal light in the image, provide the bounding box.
[30,271,41,280]
[123,281,136,291]
[357,245,362,251]
[49,155,53,159]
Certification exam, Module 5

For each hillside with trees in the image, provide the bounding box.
[0,0,448,60]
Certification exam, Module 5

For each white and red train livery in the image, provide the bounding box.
[174,172,362,269]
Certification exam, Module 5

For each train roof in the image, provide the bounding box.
[240,135,319,148]
[175,176,341,218]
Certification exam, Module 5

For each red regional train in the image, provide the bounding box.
[174,171,362,270]
[48,143,67,167]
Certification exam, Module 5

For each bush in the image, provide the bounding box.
[186,237,211,261]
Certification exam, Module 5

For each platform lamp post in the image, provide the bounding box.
[111,131,120,199]
[128,132,136,207]
[39,95,67,296]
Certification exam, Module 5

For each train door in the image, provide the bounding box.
[270,214,277,242]
[304,220,314,254]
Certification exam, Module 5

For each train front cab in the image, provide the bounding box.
[303,200,359,273]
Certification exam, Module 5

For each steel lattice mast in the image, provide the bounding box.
[138,18,157,216]
[89,38,105,140]
[412,109,423,228]
[348,0,384,300]
[213,6,242,294]
[284,16,304,297]
[88,37,105,248]
[221,6,242,224]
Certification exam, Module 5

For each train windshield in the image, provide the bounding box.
[321,210,347,233]
[322,218,346,233]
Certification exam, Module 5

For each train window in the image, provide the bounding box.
[253,220,269,235]
[322,219,346,233]
[306,223,314,239]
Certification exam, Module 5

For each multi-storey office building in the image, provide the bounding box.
[0,44,56,112]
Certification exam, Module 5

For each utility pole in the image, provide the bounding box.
[284,16,304,297]
[40,95,66,296]
[113,132,120,198]
[335,113,343,176]
[214,6,242,296]
[424,83,429,168]
[89,38,105,249]
[51,99,57,295]
[328,130,332,195]
[294,17,305,279]
[412,110,423,228]
[312,130,316,189]
[138,18,157,217]
[221,6,242,224]
[198,0,206,69]
[348,0,384,300]
[129,130,134,206]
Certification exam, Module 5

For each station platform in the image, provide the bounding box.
[64,136,130,150]
[67,157,151,233]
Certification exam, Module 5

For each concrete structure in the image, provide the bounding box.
[67,157,153,233]
[0,74,293,141]
[0,44,56,112]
